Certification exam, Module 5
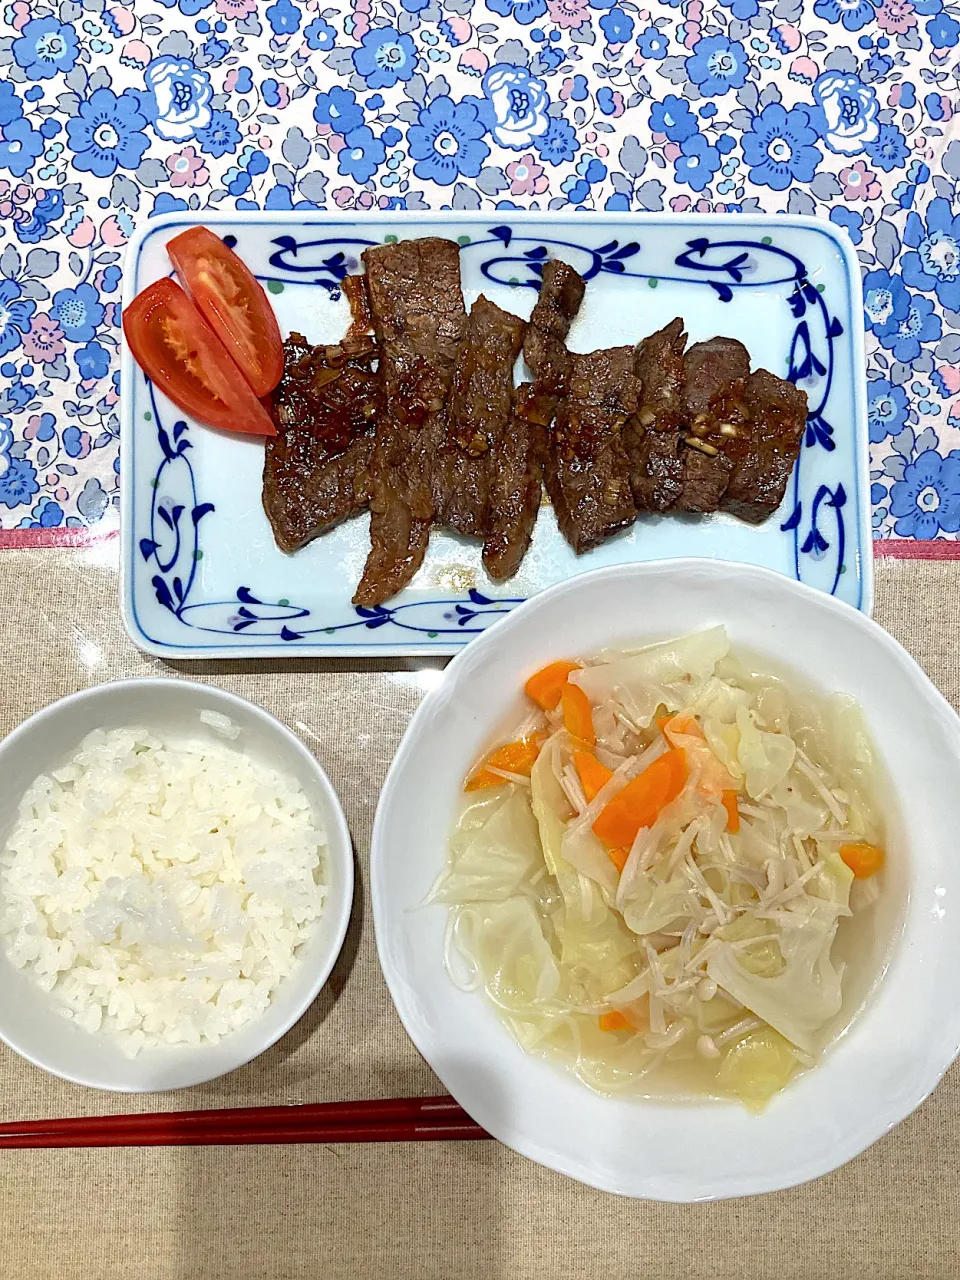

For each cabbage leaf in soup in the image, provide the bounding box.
[571,627,731,728]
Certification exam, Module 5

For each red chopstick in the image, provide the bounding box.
[0,1096,492,1149]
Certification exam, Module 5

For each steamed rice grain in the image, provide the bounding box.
[0,724,327,1055]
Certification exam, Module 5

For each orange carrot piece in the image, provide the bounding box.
[524,661,580,711]
[598,1011,631,1032]
[839,841,885,878]
[608,846,630,874]
[561,682,595,746]
[573,750,613,804]
[464,733,546,792]
[659,713,705,740]
[593,748,687,849]
[721,790,740,833]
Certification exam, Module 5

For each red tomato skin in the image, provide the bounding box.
[122,277,276,437]
[166,226,283,397]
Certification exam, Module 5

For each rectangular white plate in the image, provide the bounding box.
[121,211,871,659]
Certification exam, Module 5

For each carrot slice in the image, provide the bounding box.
[839,841,885,878]
[561,683,595,746]
[573,750,613,804]
[524,661,580,711]
[464,734,546,792]
[608,846,630,873]
[598,1011,631,1032]
[659,713,705,740]
[721,790,740,833]
[661,713,730,797]
[593,748,687,849]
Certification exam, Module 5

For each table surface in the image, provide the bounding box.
[1,545,959,1280]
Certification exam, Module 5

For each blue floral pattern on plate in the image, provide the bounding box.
[0,0,957,543]
[122,211,870,657]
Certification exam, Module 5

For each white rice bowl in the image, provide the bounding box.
[0,724,327,1055]
[0,680,353,1091]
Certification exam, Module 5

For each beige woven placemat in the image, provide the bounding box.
[0,548,958,1280]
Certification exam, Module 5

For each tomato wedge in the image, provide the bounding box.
[122,278,276,437]
[166,226,283,397]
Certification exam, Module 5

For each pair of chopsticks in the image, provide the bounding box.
[0,1096,491,1149]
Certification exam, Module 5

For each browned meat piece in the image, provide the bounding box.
[674,337,750,513]
[263,331,380,552]
[341,274,373,343]
[684,337,751,432]
[432,445,488,541]
[632,432,685,514]
[625,317,687,513]
[636,317,687,430]
[357,506,431,603]
[721,370,807,523]
[433,295,526,539]
[448,297,526,459]
[523,259,586,397]
[483,384,546,580]
[676,448,733,514]
[354,237,466,606]
[543,347,639,554]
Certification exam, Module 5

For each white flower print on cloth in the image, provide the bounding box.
[0,0,957,542]
[478,65,551,148]
[143,56,215,143]
[812,71,881,154]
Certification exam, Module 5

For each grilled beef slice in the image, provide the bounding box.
[625,317,687,513]
[523,259,586,399]
[674,337,751,513]
[483,383,546,581]
[543,347,639,554]
[721,369,807,523]
[341,273,373,341]
[263,328,380,553]
[354,237,466,607]
[433,295,526,539]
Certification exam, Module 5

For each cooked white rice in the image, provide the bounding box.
[0,722,327,1056]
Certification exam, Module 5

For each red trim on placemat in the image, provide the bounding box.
[1,527,959,558]
[0,527,119,550]
[873,539,960,560]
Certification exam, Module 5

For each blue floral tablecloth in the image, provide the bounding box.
[0,0,956,542]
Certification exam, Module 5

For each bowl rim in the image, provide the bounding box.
[0,676,354,1092]
[371,556,960,1200]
